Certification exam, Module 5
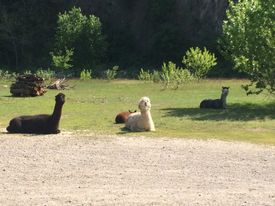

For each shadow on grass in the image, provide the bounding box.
[162,102,275,121]
[117,127,130,135]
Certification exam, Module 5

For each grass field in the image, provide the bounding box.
[0,79,275,144]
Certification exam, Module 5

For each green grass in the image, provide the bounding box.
[1,79,275,145]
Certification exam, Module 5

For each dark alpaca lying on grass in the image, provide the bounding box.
[115,110,136,124]
[200,87,230,109]
[6,93,65,134]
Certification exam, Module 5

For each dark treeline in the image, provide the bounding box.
[0,0,237,77]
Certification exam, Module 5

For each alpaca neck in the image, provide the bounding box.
[141,110,150,116]
[220,93,228,107]
[141,110,152,120]
[51,102,63,124]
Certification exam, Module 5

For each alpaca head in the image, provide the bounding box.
[138,96,151,112]
[221,86,230,96]
[55,93,65,104]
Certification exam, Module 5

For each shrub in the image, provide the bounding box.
[172,69,193,89]
[138,68,152,82]
[151,70,161,83]
[80,69,92,80]
[23,70,32,75]
[160,61,193,89]
[160,61,176,88]
[0,70,17,80]
[182,47,217,80]
[36,69,56,81]
[105,65,119,80]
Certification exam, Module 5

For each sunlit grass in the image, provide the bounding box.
[0,79,275,145]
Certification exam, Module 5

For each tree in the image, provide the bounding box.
[182,47,217,80]
[219,0,275,94]
[53,7,107,69]
[0,0,69,70]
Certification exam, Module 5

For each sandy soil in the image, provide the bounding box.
[0,131,275,206]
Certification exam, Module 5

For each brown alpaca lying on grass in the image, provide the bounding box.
[115,110,136,124]
[6,93,65,134]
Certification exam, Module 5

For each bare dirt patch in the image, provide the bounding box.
[0,131,275,205]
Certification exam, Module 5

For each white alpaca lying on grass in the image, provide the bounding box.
[125,96,155,132]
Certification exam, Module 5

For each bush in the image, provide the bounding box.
[182,47,217,80]
[36,69,56,81]
[138,62,193,89]
[105,65,119,80]
[138,68,152,82]
[80,69,92,80]
[0,70,17,80]
[53,7,106,69]
[160,61,193,89]
[160,61,176,88]
[151,70,161,83]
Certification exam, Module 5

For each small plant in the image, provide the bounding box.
[36,68,56,81]
[160,61,193,89]
[182,47,217,80]
[23,70,32,75]
[160,61,177,88]
[151,70,161,83]
[138,68,152,82]
[80,69,92,80]
[105,65,119,80]
[0,70,17,80]
[172,68,193,89]
[51,49,74,70]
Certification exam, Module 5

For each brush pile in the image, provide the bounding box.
[47,78,68,90]
[10,74,46,97]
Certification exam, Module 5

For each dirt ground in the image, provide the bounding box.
[0,131,275,206]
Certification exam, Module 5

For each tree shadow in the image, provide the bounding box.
[162,102,275,121]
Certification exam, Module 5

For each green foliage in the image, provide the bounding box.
[51,49,74,70]
[22,68,55,83]
[219,0,275,95]
[160,61,193,89]
[138,62,193,89]
[138,68,152,82]
[0,70,17,80]
[105,66,119,80]
[53,7,106,69]
[151,70,162,83]
[35,69,56,81]
[160,61,176,88]
[23,70,32,75]
[80,69,92,80]
[182,47,217,80]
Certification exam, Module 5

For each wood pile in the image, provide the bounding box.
[10,74,47,97]
[47,78,68,90]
